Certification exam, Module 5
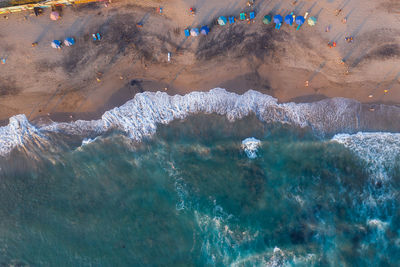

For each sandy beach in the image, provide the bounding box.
[0,0,400,124]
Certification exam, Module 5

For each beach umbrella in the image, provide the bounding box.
[284,14,293,25]
[308,16,317,26]
[273,14,283,29]
[263,15,271,24]
[50,11,59,21]
[273,14,283,24]
[184,28,190,37]
[190,28,199,36]
[200,26,210,35]
[64,37,75,46]
[218,16,227,26]
[249,11,255,20]
[295,15,305,30]
[51,40,61,49]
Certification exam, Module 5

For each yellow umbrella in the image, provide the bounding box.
[308,16,317,26]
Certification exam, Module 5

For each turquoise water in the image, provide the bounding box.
[0,114,399,266]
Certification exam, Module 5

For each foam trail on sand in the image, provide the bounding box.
[0,88,397,156]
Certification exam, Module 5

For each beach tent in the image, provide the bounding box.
[184,28,190,37]
[240,13,246,20]
[249,11,255,20]
[218,16,227,26]
[284,14,293,25]
[229,16,235,24]
[295,16,305,30]
[190,28,199,36]
[64,37,75,46]
[51,40,61,49]
[200,26,210,35]
[263,15,271,24]
[273,14,283,29]
[308,16,317,26]
[50,11,59,21]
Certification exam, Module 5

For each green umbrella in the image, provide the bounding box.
[263,15,272,24]
[308,16,317,26]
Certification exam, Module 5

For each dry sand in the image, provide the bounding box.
[0,0,400,124]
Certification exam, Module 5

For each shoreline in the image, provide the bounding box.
[12,87,400,135]
[3,87,400,157]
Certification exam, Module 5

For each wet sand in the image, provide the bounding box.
[0,0,400,125]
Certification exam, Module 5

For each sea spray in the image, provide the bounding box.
[242,137,261,159]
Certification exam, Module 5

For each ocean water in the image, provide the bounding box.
[0,89,400,266]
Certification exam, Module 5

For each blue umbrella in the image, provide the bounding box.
[200,25,210,35]
[273,14,283,29]
[295,16,305,30]
[64,37,75,46]
[284,14,293,25]
[51,40,61,49]
[273,14,283,24]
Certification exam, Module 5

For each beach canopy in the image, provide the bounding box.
[51,40,61,49]
[64,37,75,46]
[249,11,255,20]
[190,28,199,36]
[284,14,293,25]
[240,12,246,20]
[200,26,210,35]
[50,11,59,21]
[273,14,283,24]
[218,16,227,25]
[184,28,190,37]
[263,15,271,24]
[229,16,235,24]
[308,16,317,26]
[295,16,305,25]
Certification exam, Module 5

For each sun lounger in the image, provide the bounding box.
[240,13,246,20]
[229,16,235,24]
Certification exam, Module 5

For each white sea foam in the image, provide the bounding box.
[332,132,400,180]
[0,88,394,156]
[242,137,261,159]
[0,114,44,156]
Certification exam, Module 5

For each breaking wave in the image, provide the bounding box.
[1,88,400,156]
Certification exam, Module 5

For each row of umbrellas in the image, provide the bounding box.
[263,14,317,30]
[217,12,255,26]
[51,37,75,49]
[185,25,210,37]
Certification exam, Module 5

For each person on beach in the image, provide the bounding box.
[328,42,336,48]
[345,36,353,43]
[335,9,342,16]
